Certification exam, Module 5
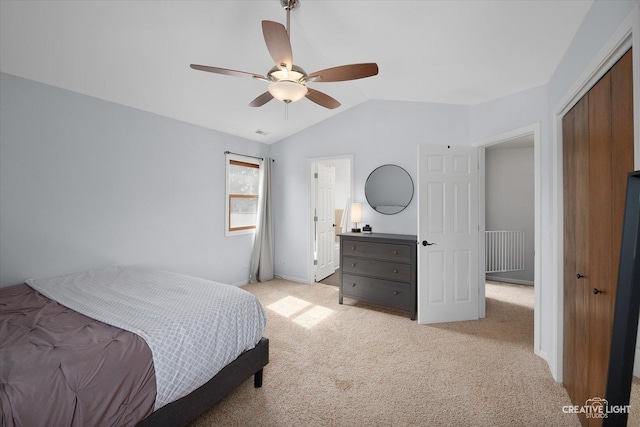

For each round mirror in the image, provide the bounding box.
[364,164,414,215]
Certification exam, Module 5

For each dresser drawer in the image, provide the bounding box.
[341,240,412,263]
[342,256,411,282]
[342,274,411,309]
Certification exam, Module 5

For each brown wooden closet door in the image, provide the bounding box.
[610,49,635,295]
[563,95,591,421]
[587,70,613,421]
[562,48,633,427]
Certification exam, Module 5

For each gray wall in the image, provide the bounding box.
[0,73,268,287]
[270,0,639,380]
[471,1,639,378]
[485,146,535,284]
[0,0,636,383]
[270,99,470,283]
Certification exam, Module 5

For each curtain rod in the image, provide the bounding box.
[224,151,274,162]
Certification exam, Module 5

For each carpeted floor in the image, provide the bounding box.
[188,279,635,426]
[319,269,340,287]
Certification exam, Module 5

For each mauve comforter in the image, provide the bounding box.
[0,284,156,427]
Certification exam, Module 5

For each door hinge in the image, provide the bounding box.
[314,172,318,178]
[314,216,318,222]
[314,260,318,265]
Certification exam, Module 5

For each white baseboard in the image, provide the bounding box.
[486,276,534,286]
[274,274,309,284]
[634,346,640,378]
[238,275,309,286]
[535,349,560,382]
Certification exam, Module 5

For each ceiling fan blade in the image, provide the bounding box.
[306,88,341,109]
[249,92,274,107]
[262,20,293,71]
[190,64,266,80]
[308,63,379,82]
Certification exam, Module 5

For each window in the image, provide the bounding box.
[226,154,260,235]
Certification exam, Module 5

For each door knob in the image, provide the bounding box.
[422,240,436,246]
[593,288,602,295]
[576,273,584,279]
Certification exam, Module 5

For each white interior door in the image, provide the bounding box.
[417,145,479,324]
[315,163,336,281]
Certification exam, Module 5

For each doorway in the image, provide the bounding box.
[475,123,542,354]
[485,135,535,287]
[309,156,353,283]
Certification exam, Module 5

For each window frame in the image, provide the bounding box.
[225,154,261,236]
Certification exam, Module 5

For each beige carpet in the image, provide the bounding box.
[188,279,634,426]
[319,269,340,287]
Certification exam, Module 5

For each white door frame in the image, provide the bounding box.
[473,123,542,357]
[551,7,639,383]
[308,155,354,284]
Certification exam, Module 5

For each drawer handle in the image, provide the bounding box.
[393,291,399,295]
[393,269,398,274]
[352,283,357,287]
[393,250,398,255]
[351,246,356,250]
[351,263,356,267]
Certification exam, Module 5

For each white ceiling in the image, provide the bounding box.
[0,0,593,144]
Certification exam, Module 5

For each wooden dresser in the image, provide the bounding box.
[338,232,417,320]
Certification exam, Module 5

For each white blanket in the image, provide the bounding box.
[26,265,266,410]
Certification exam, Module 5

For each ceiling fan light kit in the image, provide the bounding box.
[190,0,378,111]
[268,81,308,103]
[266,64,308,102]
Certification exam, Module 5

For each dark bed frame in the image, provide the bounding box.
[603,171,640,426]
[137,337,269,427]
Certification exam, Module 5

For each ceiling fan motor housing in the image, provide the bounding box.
[280,0,299,11]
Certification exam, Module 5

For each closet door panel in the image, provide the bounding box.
[563,95,592,415]
[588,72,613,410]
[573,97,591,415]
[611,49,635,298]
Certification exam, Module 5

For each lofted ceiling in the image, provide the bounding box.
[0,0,593,144]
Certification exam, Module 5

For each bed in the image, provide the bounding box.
[0,266,269,427]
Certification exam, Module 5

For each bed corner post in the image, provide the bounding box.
[254,369,263,388]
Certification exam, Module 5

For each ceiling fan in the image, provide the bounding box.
[190,0,379,110]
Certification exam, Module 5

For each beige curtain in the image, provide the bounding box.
[250,157,274,283]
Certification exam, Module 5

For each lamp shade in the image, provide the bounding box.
[268,80,308,103]
[351,202,362,223]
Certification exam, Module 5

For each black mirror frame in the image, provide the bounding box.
[364,164,414,215]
